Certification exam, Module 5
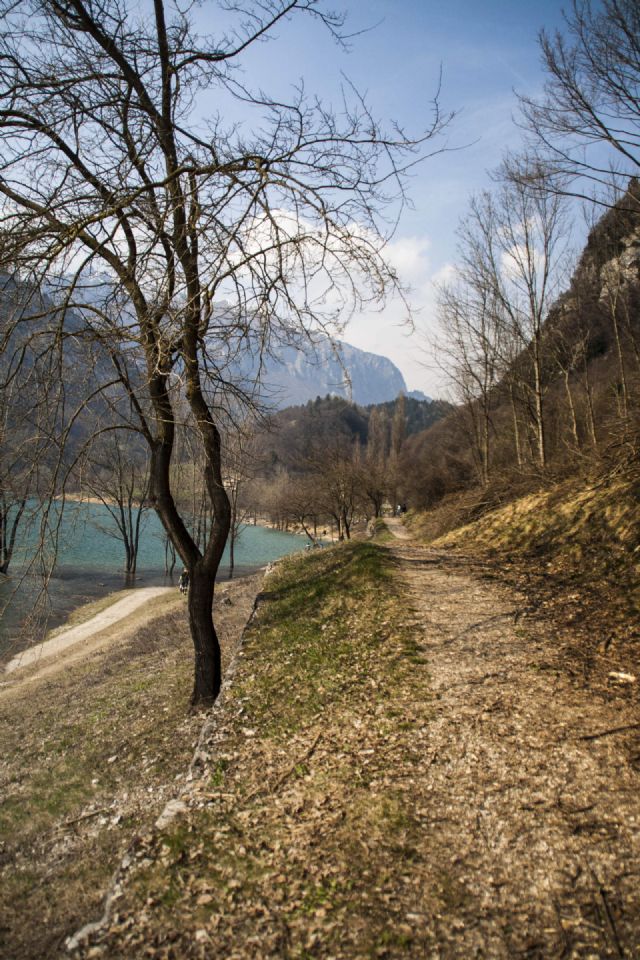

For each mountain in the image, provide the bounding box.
[236,338,415,408]
[2,272,427,410]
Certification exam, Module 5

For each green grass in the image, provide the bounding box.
[372,518,395,543]
[229,541,403,738]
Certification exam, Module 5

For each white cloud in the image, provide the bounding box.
[338,234,453,397]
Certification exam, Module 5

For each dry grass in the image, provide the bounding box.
[69,538,640,959]
[408,472,640,692]
[72,542,436,959]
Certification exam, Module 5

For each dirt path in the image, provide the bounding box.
[65,537,639,959]
[383,515,413,540]
[384,533,640,957]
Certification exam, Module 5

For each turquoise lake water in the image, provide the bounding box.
[0,500,304,659]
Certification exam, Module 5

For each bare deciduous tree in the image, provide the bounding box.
[518,0,640,202]
[459,173,571,470]
[0,0,446,704]
[83,433,150,577]
[435,280,503,485]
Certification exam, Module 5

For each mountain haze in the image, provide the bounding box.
[235,338,427,408]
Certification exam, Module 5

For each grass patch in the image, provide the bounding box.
[99,541,435,958]
[372,518,395,543]
[230,542,403,738]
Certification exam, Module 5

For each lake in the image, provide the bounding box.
[0,500,305,660]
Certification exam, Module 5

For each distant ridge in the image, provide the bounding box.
[236,337,426,407]
[0,273,430,409]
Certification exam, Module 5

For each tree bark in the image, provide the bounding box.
[509,384,523,469]
[187,565,221,706]
[562,368,580,449]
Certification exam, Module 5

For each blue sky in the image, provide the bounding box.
[200,1,575,396]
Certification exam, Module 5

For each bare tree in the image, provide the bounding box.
[460,174,571,470]
[83,433,150,577]
[311,440,359,540]
[0,0,446,704]
[518,0,640,203]
[0,278,63,578]
[435,279,504,486]
[0,390,31,576]
[366,406,390,467]
[221,417,258,579]
[358,454,388,519]
[283,473,322,542]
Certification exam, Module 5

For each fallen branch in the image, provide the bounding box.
[270,731,323,792]
[63,808,109,827]
[246,732,323,801]
[577,722,640,742]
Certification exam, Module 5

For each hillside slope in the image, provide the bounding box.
[398,183,640,509]
[408,471,640,690]
[61,538,640,958]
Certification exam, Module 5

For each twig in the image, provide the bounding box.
[585,859,625,959]
[270,731,323,793]
[63,807,109,827]
[577,722,640,742]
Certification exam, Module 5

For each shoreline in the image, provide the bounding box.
[0,562,270,666]
[3,587,174,676]
[0,568,265,694]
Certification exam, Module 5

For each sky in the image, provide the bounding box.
[200,0,576,398]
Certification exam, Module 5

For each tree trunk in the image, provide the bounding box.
[611,301,629,421]
[481,400,490,486]
[533,348,546,470]
[164,535,176,575]
[583,363,598,448]
[188,565,221,706]
[0,499,26,575]
[509,384,523,469]
[562,369,580,450]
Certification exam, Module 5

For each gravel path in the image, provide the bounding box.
[4,587,173,676]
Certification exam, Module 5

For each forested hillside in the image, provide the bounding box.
[244,394,452,539]
[259,394,451,475]
[399,183,640,513]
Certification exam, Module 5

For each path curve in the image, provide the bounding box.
[4,587,173,676]
[384,515,413,539]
